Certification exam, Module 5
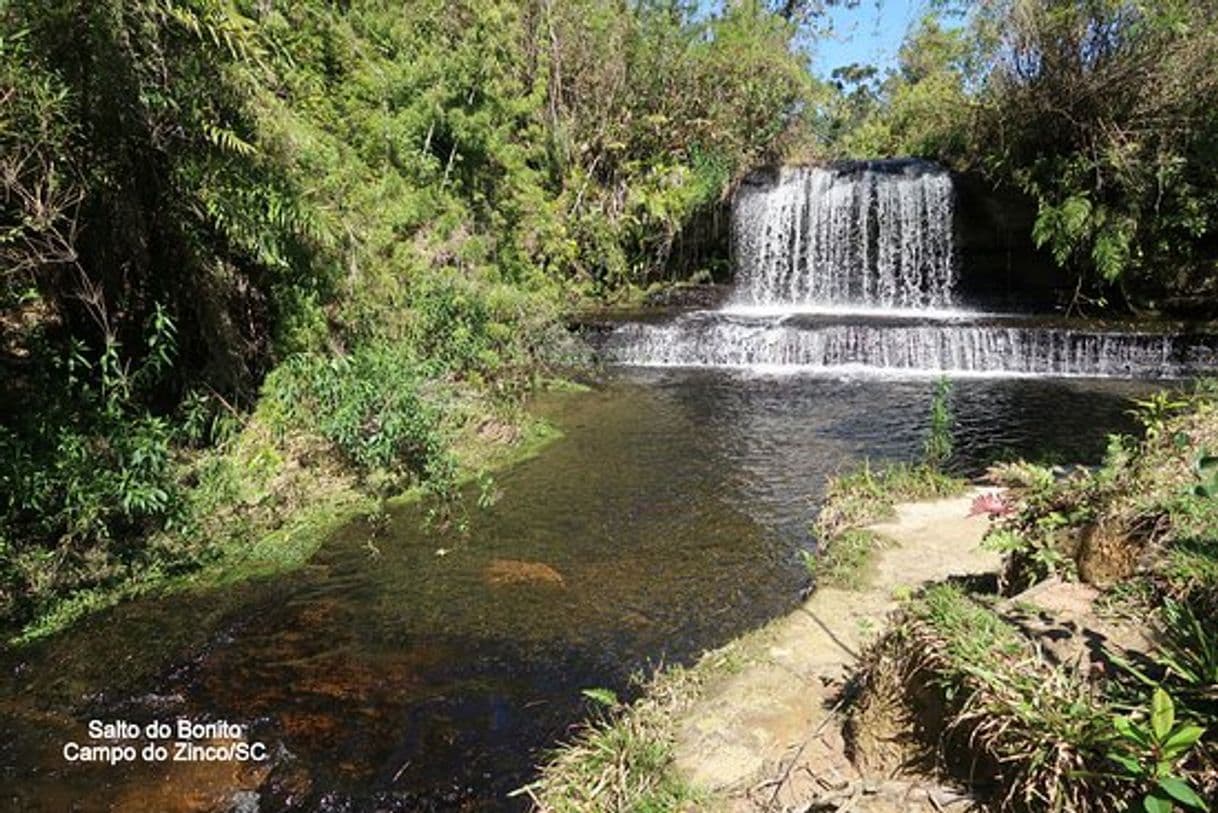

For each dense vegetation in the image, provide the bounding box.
[5,5,1218,812]
[0,0,813,637]
[847,384,1218,810]
[829,0,1218,313]
[4,0,1218,640]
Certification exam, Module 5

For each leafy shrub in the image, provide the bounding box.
[404,273,559,386]
[261,343,453,491]
[1114,598,1218,735]
[0,326,185,628]
[985,526,1070,588]
[1108,687,1209,813]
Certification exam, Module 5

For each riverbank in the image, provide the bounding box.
[673,488,1000,810]
[5,395,569,648]
[525,486,1001,812]
[529,383,1218,812]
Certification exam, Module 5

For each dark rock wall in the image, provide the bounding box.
[951,171,1068,310]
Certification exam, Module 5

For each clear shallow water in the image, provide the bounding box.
[1,372,1155,811]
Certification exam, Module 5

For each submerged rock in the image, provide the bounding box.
[483,559,565,587]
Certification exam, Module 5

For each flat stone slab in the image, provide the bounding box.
[673,489,1001,804]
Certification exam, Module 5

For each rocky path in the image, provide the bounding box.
[673,489,1002,812]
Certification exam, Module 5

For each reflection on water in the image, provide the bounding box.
[1,372,1154,810]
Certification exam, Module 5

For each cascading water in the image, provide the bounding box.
[732,162,955,310]
[603,313,1218,378]
[599,158,1218,378]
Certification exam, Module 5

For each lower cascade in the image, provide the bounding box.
[601,159,1218,379]
[603,314,1218,378]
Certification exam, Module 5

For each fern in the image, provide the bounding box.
[203,123,257,157]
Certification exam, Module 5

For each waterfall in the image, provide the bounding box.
[602,314,1216,378]
[732,162,955,310]
[597,159,1218,379]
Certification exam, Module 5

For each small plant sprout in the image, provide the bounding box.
[922,376,954,471]
[1130,392,1190,441]
[1191,449,1218,499]
[1108,687,1208,813]
[581,687,619,709]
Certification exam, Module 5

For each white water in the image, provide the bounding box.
[603,316,1210,379]
[602,160,1216,378]
[717,304,985,321]
[732,163,955,310]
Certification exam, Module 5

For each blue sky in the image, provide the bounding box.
[808,0,924,78]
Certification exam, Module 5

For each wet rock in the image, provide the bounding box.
[483,559,565,587]
[227,790,260,813]
[643,283,731,310]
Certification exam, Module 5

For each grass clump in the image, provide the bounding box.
[522,667,707,813]
[814,462,967,542]
[799,528,891,590]
[525,622,791,812]
[856,583,1122,812]
[807,460,965,590]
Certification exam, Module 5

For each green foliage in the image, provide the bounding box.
[800,528,889,590]
[580,687,620,709]
[1132,392,1193,443]
[983,0,1218,305]
[1,0,819,633]
[826,15,974,161]
[1148,599,1218,727]
[1108,687,1209,812]
[982,526,1069,583]
[3,0,330,392]
[0,311,185,628]
[810,451,966,595]
[1160,538,1218,604]
[986,459,1059,495]
[0,24,78,280]
[984,437,1152,593]
[986,386,1218,597]
[884,583,1123,811]
[262,344,452,489]
[970,0,1218,307]
[821,1,1218,312]
[527,665,706,812]
[1192,450,1218,500]
[922,376,954,470]
[910,583,1028,663]
[404,273,564,388]
[548,0,813,287]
